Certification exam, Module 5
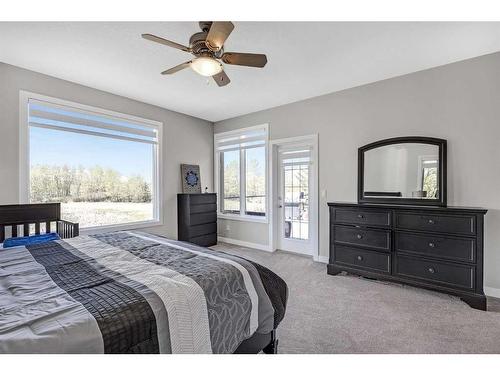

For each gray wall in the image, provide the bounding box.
[0,62,214,239]
[218,218,269,246]
[215,52,500,292]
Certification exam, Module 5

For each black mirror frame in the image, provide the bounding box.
[358,136,447,206]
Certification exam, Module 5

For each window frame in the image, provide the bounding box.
[19,90,164,234]
[214,124,269,223]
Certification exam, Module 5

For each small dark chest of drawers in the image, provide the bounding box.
[177,193,217,247]
[328,202,487,310]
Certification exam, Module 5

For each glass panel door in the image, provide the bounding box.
[277,146,313,255]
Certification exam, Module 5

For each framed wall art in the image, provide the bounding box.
[181,164,201,193]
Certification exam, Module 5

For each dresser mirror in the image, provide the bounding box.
[358,137,447,206]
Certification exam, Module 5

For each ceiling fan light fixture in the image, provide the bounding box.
[190,56,223,77]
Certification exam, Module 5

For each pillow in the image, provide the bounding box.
[2,233,61,249]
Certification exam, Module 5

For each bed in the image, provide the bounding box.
[0,204,288,354]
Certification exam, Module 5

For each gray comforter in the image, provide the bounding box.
[0,231,287,353]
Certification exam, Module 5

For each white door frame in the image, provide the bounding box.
[268,134,319,261]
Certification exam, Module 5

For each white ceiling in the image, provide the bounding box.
[1,22,500,122]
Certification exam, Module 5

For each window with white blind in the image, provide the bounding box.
[215,125,268,220]
[20,91,162,230]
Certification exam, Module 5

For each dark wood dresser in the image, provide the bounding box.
[328,202,487,310]
[177,193,217,247]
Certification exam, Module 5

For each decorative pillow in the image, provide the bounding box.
[2,233,61,249]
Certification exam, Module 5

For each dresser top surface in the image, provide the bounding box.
[328,201,487,214]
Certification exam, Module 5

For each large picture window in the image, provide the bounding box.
[21,92,162,230]
[215,125,268,220]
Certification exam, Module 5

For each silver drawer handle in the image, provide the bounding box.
[356,234,363,239]
[357,255,363,261]
[357,214,364,219]
[428,242,435,248]
[428,219,435,224]
[428,267,435,274]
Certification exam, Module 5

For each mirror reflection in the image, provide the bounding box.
[363,143,439,199]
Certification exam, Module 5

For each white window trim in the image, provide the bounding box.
[214,124,269,224]
[19,90,164,233]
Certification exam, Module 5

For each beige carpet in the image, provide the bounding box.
[212,242,500,354]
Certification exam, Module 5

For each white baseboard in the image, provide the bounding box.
[484,286,500,299]
[314,255,329,264]
[218,236,328,261]
[217,236,273,252]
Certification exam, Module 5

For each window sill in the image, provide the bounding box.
[217,213,268,224]
[80,220,163,235]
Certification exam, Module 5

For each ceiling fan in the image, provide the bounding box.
[142,21,267,87]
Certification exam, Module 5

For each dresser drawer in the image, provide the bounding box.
[396,255,474,290]
[189,203,217,214]
[189,233,217,247]
[190,212,217,225]
[189,222,217,238]
[395,212,476,236]
[189,194,216,205]
[333,208,391,227]
[333,225,391,252]
[334,245,390,273]
[395,232,475,262]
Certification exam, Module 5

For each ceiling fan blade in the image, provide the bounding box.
[142,33,191,53]
[213,70,230,87]
[161,61,192,75]
[205,22,234,51]
[221,52,267,68]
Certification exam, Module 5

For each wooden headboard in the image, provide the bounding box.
[0,203,79,243]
